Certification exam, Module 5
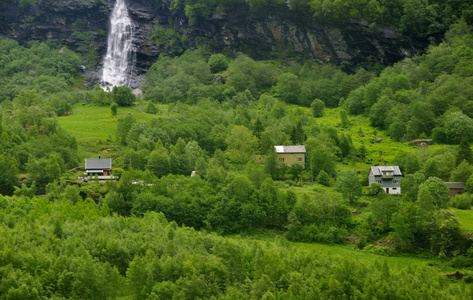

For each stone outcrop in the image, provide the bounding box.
[0,0,426,88]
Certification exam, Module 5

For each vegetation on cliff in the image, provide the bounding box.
[160,0,473,38]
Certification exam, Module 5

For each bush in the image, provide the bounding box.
[286,223,349,244]
[112,86,136,107]
[363,244,393,256]
[451,194,472,210]
[144,102,158,114]
[311,98,325,117]
[316,170,333,186]
[208,53,228,73]
[111,102,118,116]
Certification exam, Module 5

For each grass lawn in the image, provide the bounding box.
[58,103,157,159]
[453,208,473,232]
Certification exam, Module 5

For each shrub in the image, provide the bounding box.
[311,98,325,117]
[112,86,136,106]
[451,194,471,210]
[363,244,393,256]
[208,53,228,73]
[144,102,158,114]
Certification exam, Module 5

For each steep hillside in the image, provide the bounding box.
[0,0,426,87]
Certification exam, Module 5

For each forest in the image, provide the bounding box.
[2,0,473,298]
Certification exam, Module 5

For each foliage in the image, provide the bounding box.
[451,194,472,210]
[225,125,258,166]
[149,23,187,54]
[287,193,352,243]
[276,72,301,104]
[368,182,385,196]
[310,98,325,117]
[208,53,228,73]
[112,86,136,107]
[457,138,473,165]
[417,177,450,209]
[342,22,473,142]
[7,6,473,282]
[450,160,473,183]
[316,170,333,187]
[110,102,118,117]
[0,38,80,101]
[0,195,469,298]
[336,170,362,203]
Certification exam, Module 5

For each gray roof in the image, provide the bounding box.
[85,158,112,170]
[370,166,402,176]
[445,182,465,189]
[274,145,306,154]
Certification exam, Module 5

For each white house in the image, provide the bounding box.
[368,166,402,194]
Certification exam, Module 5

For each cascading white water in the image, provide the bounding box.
[101,0,134,88]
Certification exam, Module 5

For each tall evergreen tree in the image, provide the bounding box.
[457,138,472,165]
[290,121,306,144]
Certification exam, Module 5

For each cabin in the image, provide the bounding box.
[274,145,306,166]
[368,166,402,194]
[84,157,116,181]
[445,182,465,197]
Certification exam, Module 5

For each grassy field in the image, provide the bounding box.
[58,103,158,159]
[453,208,473,232]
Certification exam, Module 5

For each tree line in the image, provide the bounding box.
[0,194,471,299]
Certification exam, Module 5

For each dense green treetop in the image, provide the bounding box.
[0,38,81,102]
[342,21,473,143]
[0,194,470,299]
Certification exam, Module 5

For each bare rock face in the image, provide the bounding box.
[192,3,424,71]
[0,0,107,47]
[0,0,426,87]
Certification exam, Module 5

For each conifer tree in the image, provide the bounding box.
[457,138,472,165]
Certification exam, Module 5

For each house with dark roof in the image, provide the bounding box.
[445,182,465,197]
[369,166,402,194]
[84,157,116,182]
[274,145,306,166]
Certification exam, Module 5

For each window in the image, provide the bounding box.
[279,158,285,162]
[377,180,382,184]
[392,188,397,190]
[393,179,399,183]
[296,158,302,162]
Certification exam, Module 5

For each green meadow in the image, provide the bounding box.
[58,103,158,159]
[453,208,473,232]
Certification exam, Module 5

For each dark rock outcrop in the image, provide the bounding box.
[194,3,424,70]
[0,0,426,88]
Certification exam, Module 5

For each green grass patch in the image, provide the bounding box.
[244,234,455,272]
[453,208,473,232]
[58,103,157,160]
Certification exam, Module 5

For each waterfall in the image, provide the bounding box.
[101,0,134,89]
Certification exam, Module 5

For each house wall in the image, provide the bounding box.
[449,188,465,197]
[277,153,305,166]
[251,155,265,164]
[369,175,402,194]
[368,173,377,185]
[386,187,401,194]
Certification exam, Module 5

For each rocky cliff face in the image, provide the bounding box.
[198,3,424,69]
[0,0,425,88]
